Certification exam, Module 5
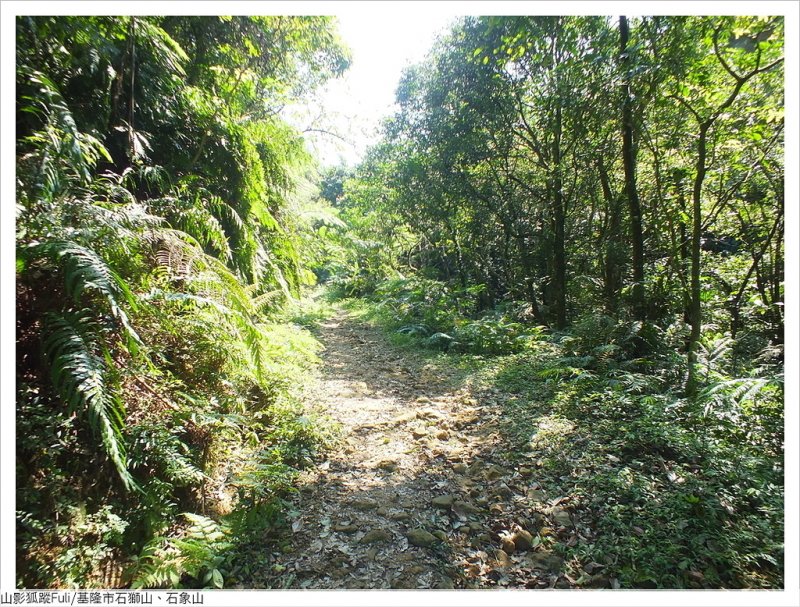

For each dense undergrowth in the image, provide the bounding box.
[335,276,784,588]
[15,16,348,589]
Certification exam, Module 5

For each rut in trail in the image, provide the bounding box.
[255,310,567,590]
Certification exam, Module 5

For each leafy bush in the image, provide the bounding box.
[485,333,783,588]
[129,514,232,589]
[15,40,338,589]
[453,314,545,354]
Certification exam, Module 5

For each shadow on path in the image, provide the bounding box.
[246,310,574,589]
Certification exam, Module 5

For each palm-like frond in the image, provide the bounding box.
[152,230,266,378]
[42,311,135,490]
[28,241,142,354]
[19,68,113,192]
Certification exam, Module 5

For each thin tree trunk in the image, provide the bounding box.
[598,158,622,311]
[552,103,567,328]
[619,15,646,319]
[686,123,709,397]
[128,17,136,158]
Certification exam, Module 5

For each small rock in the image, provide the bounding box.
[432,494,455,509]
[496,549,512,568]
[494,482,513,498]
[453,463,468,474]
[529,551,564,573]
[467,462,483,477]
[412,428,429,440]
[583,574,610,588]
[391,577,415,589]
[687,570,705,583]
[485,465,507,480]
[435,578,454,589]
[555,576,572,589]
[518,466,532,477]
[530,512,546,527]
[333,522,358,533]
[407,528,437,548]
[376,506,389,517]
[486,569,504,582]
[392,411,418,424]
[500,537,516,554]
[583,561,603,574]
[417,408,442,419]
[468,521,482,532]
[366,547,378,562]
[377,459,398,471]
[527,488,546,502]
[360,529,391,544]
[552,508,571,527]
[453,500,482,515]
[513,529,534,551]
[436,430,450,440]
[351,497,377,511]
[390,511,410,521]
[432,530,448,541]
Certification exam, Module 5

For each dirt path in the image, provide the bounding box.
[262,310,571,589]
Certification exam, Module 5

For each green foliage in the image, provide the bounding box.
[16,14,349,589]
[42,311,134,489]
[16,11,783,591]
[130,514,231,589]
[479,333,783,588]
[29,241,142,351]
[454,313,543,355]
[43,506,129,589]
[349,276,547,356]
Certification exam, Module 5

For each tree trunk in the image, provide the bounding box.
[619,16,646,319]
[686,123,709,397]
[598,158,622,311]
[552,104,567,328]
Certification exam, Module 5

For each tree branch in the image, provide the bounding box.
[667,94,703,124]
[713,24,743,82]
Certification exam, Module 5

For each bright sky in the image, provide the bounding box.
[284,12,458,167]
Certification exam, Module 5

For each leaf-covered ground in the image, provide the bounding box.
[229,309,564,588]
[232,305,782,589]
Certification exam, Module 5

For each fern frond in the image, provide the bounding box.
[147,196,232,262]
[701,377,773,405]
[151,231,266,378]
[129,513,230,589]
[251,290,284,313]
[20,68,112,190]
[42,311,135,490]
[28,240,142,354]
[300,207,347,229]
[134,18,189,76]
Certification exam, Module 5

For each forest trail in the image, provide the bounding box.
[259,309,573,589]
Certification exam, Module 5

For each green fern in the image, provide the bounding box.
[130,513,230,589]
[28,241,142,354]
[147,194,233,263]
[42,311,135,490]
